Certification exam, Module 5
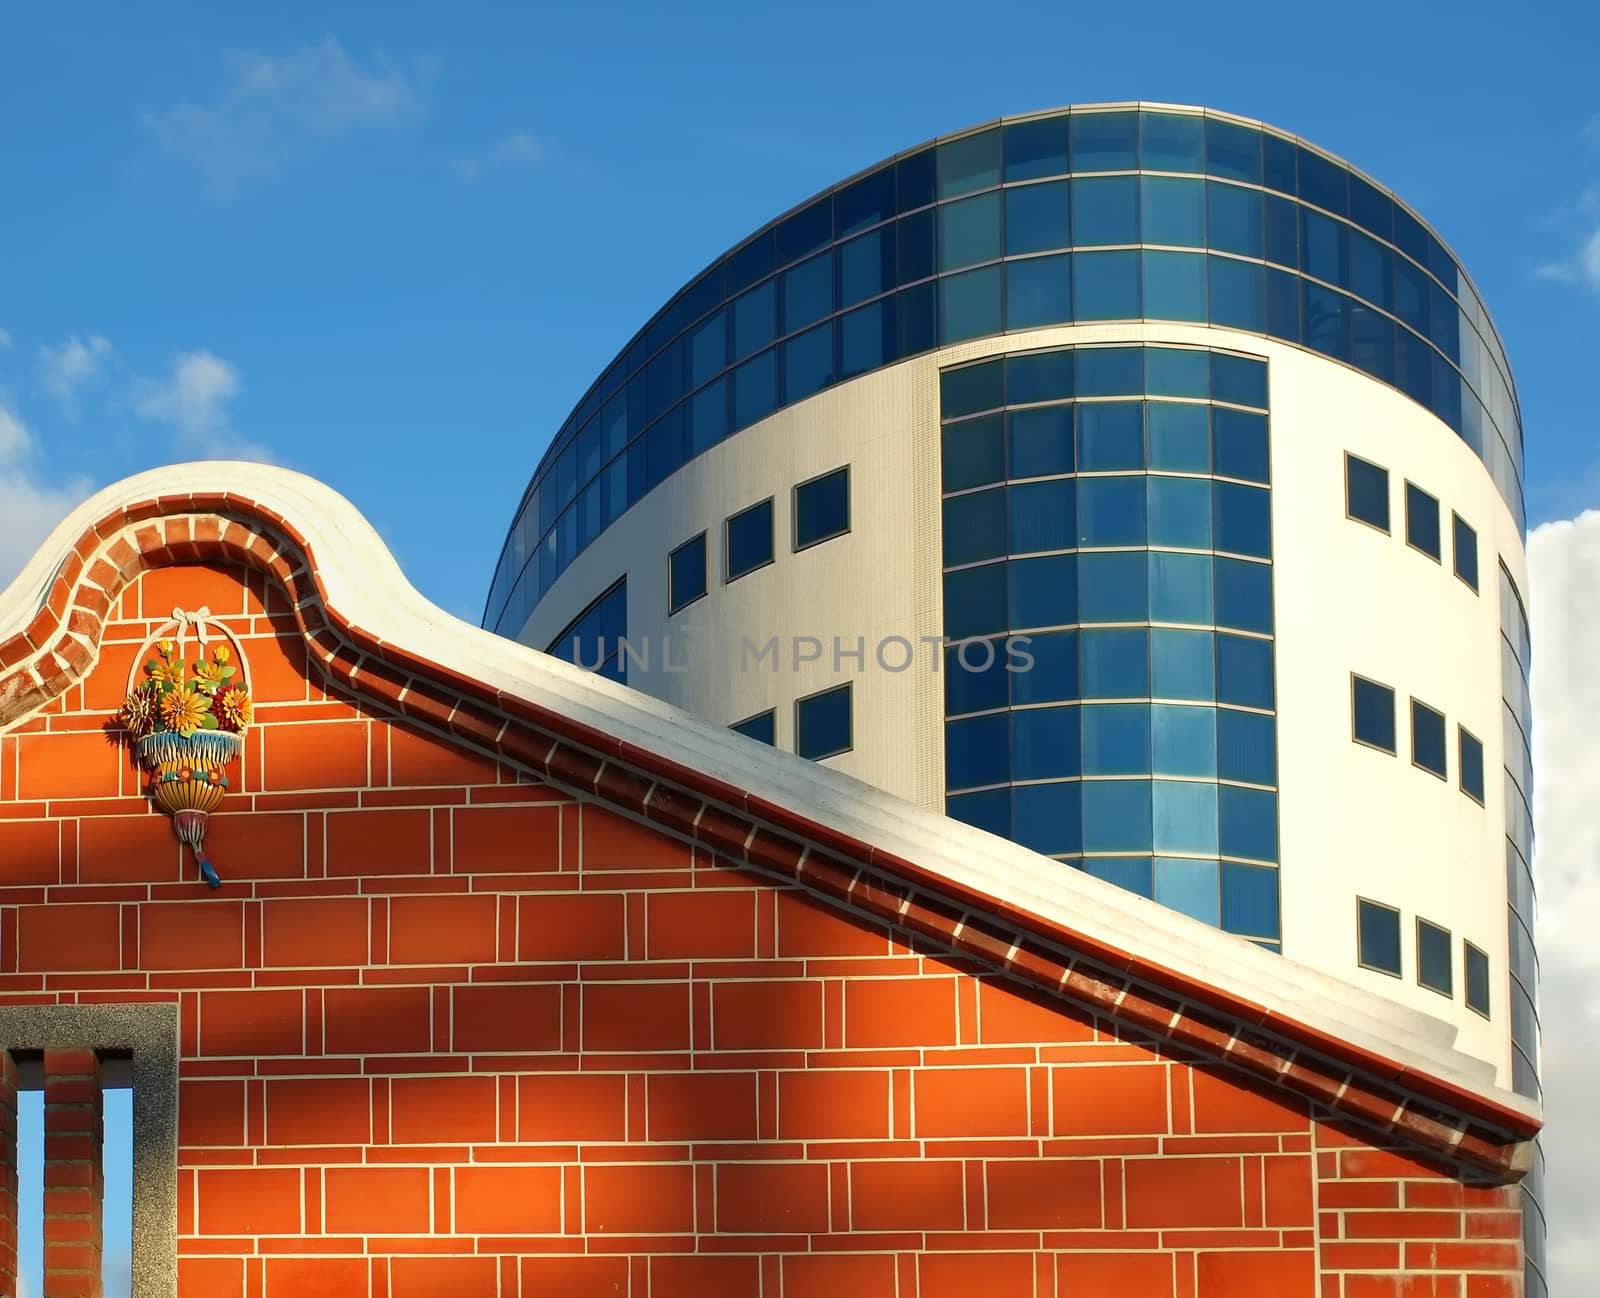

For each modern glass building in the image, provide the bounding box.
[484,102,1541,1294]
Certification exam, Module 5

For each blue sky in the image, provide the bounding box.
[2,4,1597,1294]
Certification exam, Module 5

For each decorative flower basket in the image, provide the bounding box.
[119,624,252,889]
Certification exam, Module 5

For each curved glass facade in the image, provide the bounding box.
[485,104,1523,637]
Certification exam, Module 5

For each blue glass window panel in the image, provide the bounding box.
[1214,414,1268,494]
[937,128,1000,199]
[1004,116,1071,182]
[1393,256,1430,334]
[732,349,777,428]
[897,149,936,213]
[1078,402,1144,471]
[1005,181,1071,255]
[1221,862,1280,936]
[839,227,895,308]
[1429,281,1460,357]
[645,407,686,490]
[942,413,1006,491]
[1155,857,1221,925]
[1007,406,1073,479]
[946,713,1010,789]
[1218,708,1276,786]
[1006,350,1075,404]
[1357,899,1402,974]
[1454,514,1479,591]
[1458,726,1485,801]
[1008,554,1077,630]
[898,209,936,284]
[943,488,1007,567]
[1265,267,1301,342]
[840,298,892,380]
[1205,119,1261,184]
[1406,481,1442,559]
[1141,176,1204,246]
[732,280,776,362]
[1005,254,1073,329]
[1261,133,1296,194]
[625,439,647,509]
[577,418,603,483]
[1303,282,1351,362]
[1206,183,1263,258]
[782,253,833,334]
[1297,146,1347,215]
[1076,346,1144,397]
[795,466,849,549]
[940,192,1002,270]
[1263,194,1298,268]
[1464,943,1490,1016]
[1216,634,1272,709]
[1074,251,1140,321]
[1219,786,1278,862]
[1082,703,1151,775]
[1211,352,1268,408]
[669,532,708,614]
[1148,476,1212,549]
[1145,348,1210,398]
[1082,780,1153,852]
[836,165,896,237]
[1351,307,1396,386]
[941,359,1004,418]
[730,709,776,746]
[1349,175,1394,241]
[1346,453,1390,529]
[687,309,727,389]
[601,391,629,459]
[1412,698,1447,777]
[1009,479,1077,554]
[1213,483,1271,557]
[783,322,835,404]
[1151,629,1214,701]
[726,497,774,580]
[1433,361,1461,435]
[727,232,776,296]
[1078,551,1149,623]
[1351,675,1395,751]
[1083,856,1155,899]
[1070,112,1138,172]
[949,787,1009,836]
[1143,251,1208,322]
[1301,208,1348,286]
[797,683,852,760]
[1010,629,1078,704]
[1150,552,1213,625]
[945,637,1009,715]
[1141,112,1203,173]
[687,378,728,455]
[777,198,831,265]
[1012,782,1081,855]
[1214,558,1272,633]
[939,265,1002,344]
[1077,478,1147,547]
[1153,779,1218,854]
[1152,704,1216,778]
[1349,230,1393,311]
[1081,627,1149,698]
[1013,705,1082,780]
[1395,327,1432,406]
[1072,176,1139,246]
[943,564,1007,639]
[1207,257,1265,333]
[1147,402,1210,473]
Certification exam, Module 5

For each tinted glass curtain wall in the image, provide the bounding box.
[939,344,1281,947]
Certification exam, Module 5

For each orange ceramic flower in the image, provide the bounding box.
[214,684,252,732]
[159,687,208,737]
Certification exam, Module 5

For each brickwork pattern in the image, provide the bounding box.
[43,1049,105,1298]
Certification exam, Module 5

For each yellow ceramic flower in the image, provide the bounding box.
[159,687,208,737]
[194,659,227,687]
[213,644,231,664]
[158,639,174,657]
[147,657,186,689]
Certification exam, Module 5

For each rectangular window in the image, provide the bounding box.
[1357,898,1402,976]
[669,532,707,614]
[794,466,850,551]
[725,498,774,583]
[730,709,776,746]
[1459,725,1485,803]
[1464,941,1491,1018]
[1405,481,1441,561]
[1411,698,1447,779]
[1417,918,1453,996]
[1345,453,1389,532]
[1351,675,1396,753]
[1453,512,1479,591]
[796,682,852,760]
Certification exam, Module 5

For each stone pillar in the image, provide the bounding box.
[43,1049,102,1298]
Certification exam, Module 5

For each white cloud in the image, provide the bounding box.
[0,403,92,592]
[1526,509,1600,1293]
[143,36,433,193]
[37,334,112,417]
[1535,119,1600,291]
[130,350,272,463]
[0,327,12,350]
[452,129,544,180]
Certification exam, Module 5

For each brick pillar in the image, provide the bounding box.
[0,1051,18,1298]
[43,1050,103,1298]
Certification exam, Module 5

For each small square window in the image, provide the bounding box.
[794,466,850,551]
[1351,675,1395,753]
[1417,918,1452,996]
[730,709,776,746]
[1464,941,1491,1018]
[1453,513,1479,591]
[796,683,852,760]
[1411,698,1447,779]
[725,498,774,583]
[1405,481,1441,561]
[1459,726,1485,803]
[1345,453,1389,532]
[669,532,708,614]
[1357,898,1402,976]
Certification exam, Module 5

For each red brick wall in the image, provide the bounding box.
[0,563,1524,1297]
